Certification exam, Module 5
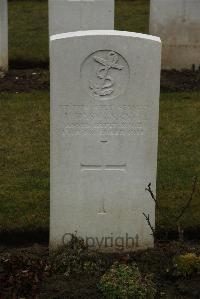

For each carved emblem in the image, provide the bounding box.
[90,51,124,97]
[81,50,130,100]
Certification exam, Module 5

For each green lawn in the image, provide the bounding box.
[157,92,200,231]
[0,91,199,233]
[9,0,49,68]
[115,0,150,33]
[0,92,49,232]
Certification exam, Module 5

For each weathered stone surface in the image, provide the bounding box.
[0,0,8,72]
[50,30,161,251]
[150,0,200,70]
[49,0,114,36]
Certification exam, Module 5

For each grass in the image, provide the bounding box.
[157,92,200,231]
[115,0,150,33]
[0,91,200,233]
[0,92,49,232]
[8,0,150,67]
[9,0,49,68]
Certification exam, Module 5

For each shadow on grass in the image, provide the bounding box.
[10,59,49,70]
[0,228,49,247]
[156,228,200,242]
[1,228,200,247]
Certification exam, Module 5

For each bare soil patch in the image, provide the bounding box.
[0,69,49,93]
[161,70,200,92]
[1,242,200,298]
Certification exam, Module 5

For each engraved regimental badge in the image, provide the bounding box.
[81,50,130,100]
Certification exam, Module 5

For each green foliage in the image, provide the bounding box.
[98,262,156,299]
[173,253,200,277]
[51,235,106,277]
[157,92,200,231]
[9,0,49,67]
[0,91,49,233]
[115,0,150,34]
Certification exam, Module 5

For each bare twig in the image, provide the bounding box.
[144,178,198,241]
[145,183,160,209]
[145,182,170,222]
[175,177,198,223]
[143,212,155,238]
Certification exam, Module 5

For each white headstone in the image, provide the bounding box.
[50,30,161,251]
[49,0,114,36]
[0,0,8,72]
[150,0,200,70]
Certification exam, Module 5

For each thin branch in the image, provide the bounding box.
[145,182,171,222]
[175,177,198,223]
[145,183,160,209]
[143,212,155,238]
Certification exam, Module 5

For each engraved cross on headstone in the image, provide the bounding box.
[80,158,127,214]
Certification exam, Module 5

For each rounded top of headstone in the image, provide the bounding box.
[50,30,161,43]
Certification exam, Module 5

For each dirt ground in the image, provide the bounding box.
[0,69,49,93]
[1,242,200,298]
[0,69,200,93]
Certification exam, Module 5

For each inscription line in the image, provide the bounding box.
[105,164,127,171]
[80,164,127,171]
[80,164,102,171]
